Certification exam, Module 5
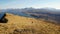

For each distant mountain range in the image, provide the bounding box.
[0,8,60,14]
[0,8,60,24]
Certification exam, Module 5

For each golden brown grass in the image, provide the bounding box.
[0,13,60,34]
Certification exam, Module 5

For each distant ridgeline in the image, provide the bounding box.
[0,8,60,24]
[28,12,60,24]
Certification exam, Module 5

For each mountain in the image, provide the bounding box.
[0,13,60,34]
[0,8,60,24]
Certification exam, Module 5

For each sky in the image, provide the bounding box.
[0,0,60,9]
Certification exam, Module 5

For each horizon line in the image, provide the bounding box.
[0,7,60,10]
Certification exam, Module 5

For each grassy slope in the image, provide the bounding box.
[0,13,60,34]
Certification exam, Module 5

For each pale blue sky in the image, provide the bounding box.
[0,0,60,9]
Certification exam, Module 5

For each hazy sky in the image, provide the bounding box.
[0,0,60,9]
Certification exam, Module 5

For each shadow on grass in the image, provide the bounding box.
[0,14,8,23]
[0,18,8,23]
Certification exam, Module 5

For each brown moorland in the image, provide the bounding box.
[0,13,60,34]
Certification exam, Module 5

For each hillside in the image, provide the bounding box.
[0,8,60,23]
[0,13,60,34]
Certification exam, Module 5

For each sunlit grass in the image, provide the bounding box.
[0,13,60,34]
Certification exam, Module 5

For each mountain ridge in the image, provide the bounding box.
[0,13,60,34]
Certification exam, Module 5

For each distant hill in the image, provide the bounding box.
[0,8,60,24]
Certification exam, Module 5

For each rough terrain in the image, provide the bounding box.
[0,13,60,34]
